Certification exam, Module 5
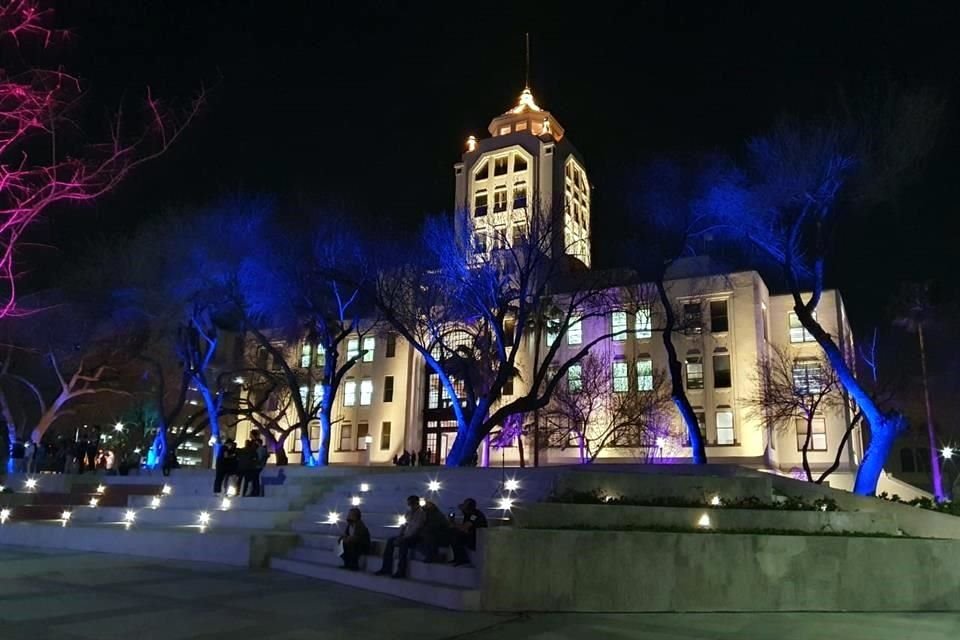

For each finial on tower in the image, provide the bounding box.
[525,32,530,90]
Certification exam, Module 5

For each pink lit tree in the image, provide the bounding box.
[0,0,202,316]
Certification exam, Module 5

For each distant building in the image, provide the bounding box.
[236,87,864,483]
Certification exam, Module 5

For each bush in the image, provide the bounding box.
[547,489,839,512]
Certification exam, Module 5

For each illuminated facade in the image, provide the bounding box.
[239,87,867,487]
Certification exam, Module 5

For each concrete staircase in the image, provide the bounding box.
[269,467,559,609]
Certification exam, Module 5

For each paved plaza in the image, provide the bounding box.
[0,546,955,639]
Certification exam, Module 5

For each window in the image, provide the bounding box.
[474,231,488,254]
[313,384,324,405]
[362,336,375,362]
[716,410,735,445]
[380,422,392,450]
[685,355,704,389]
[514,121,527,131]
[299,385,309,406]
[900,448,916,473]
[513,182,527,209]
[567,316,582,345]
[498,125,511,136]
[427,374,440,409]
[611,311,627,341]
[683,302,702,334]
[636,358,653,391]
[792,360,823,395]
[339,424,353,451]
[635,307,652,339]
[357,422,369,450]
[300,343,312,368]
[761,302,769,343]
[344,379,357,407]
[494,187,507,212]
[789,311,817,343]
[546,316,561,347]
[713,353,731,388]
[347,338,360,361]
[383,375,394,403]
[386,333,397,358]
[360,379,373,406]
[474,160,489,180]
[682,411,707,446]
[710,300,729,333]
[474,191,488,217]
[612,360,629,393]
[494,156,508,176]
[568,364,582,393]
[512,224,526,247]
[514,154,528,172]
[796,417,827,451]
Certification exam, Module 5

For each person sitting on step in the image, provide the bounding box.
[420,500,452,563]
[375,495,425,579]
[339,507,371,571]
[450,498,487,566]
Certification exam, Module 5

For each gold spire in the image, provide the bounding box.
[508,88,542,114]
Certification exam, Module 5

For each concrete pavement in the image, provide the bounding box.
[0,546,956,639]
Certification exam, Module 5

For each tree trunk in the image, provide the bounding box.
[517,430,526,468]
[793,303,905,495]
[579,431,587,465]
[656,279,707,464]
[800,416,814,482]
[316,404,333,467]
[148,428,167,470]
[917,325,944,500]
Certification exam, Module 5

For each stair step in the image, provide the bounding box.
[269,557,480,610]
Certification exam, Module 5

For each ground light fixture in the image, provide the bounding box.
[96,484,106,494]
[161,484,172,496]
[709,495,721,506]
[220,497,232,510]
[359,483,370,493]
[24,478,37,491]
[350,496,362,507]
[208,437,217,447]
[656,436,667,449]
[325,511,339,525]
[0,485,5,492]
[88,498,99,508]
[114,422,124,433]
[942,446,954,460]
[697,513,712,528]
[504,478,520,492]
[427,479,441,492]
[419,498,427,507]
[150,497,162,508]
[226,486,237,497]
[60,510,72,526]
[0,508,9,524]
[123,510,137,524]
[497,496,514,512]
[395,514,406,527]
[198,511,211,526]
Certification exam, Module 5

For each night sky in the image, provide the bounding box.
[36,1,960,339]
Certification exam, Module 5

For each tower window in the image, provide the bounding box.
[494,187,507,212]
[494,156,508,176]
[474,191,488,217]
[513,183,527,209]
[514,155,528,172]
[499,125,511,136]
[474,160,489,181]
[515,121,527,131]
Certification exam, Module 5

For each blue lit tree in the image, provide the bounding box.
[706,88,943,495]
[371,205,623,467]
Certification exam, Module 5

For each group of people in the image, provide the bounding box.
[3,430,142,476]
[213,432,269,496]
[392,449,433,466]
[338,495,487,577]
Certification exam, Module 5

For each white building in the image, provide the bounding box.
[240,88,864,480]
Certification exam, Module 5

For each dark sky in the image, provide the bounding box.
[36,0,960,337]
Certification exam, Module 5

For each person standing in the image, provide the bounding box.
[375,495,425,579]
[252,435,268,497]
[213,439,237,494]
[339,507,371,570]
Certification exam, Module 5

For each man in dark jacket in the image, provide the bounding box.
[450,498,488,566]
[339,507,371,570]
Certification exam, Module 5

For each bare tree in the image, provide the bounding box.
[371,205,623,466]
[542,351,671,463]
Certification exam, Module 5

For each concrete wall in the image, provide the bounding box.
[514,503,900,536]
[480,527,960,611]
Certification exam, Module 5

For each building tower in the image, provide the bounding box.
[454,87,592,269]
